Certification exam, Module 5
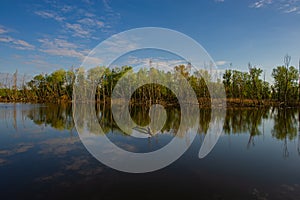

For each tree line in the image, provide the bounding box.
[0,55,299,106]
[223,55,299,105]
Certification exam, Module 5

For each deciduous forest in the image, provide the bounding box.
[1,55,299,107]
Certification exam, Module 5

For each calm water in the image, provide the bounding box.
[1,103,300,199]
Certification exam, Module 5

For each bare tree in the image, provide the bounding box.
[284,54,291,105]
[13,70,18,100]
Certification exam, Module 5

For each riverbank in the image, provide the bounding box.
[1,97,300,108]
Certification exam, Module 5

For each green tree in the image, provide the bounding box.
[223,69,232,98]
[248,64,263,100]
[272,65,298,104]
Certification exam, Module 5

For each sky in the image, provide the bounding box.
[0,0,300,82]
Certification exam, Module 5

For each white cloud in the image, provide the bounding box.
[102,0,112,11]
[101,0,121,32]
[84,56,103,66]
[13,39,35,50]
[35,10,65,22]
[215,0,225,2]
[38,38,85,58]
[0,36,35,50]
[0,37,11,43]
[284,6,298,13]
[0,25,34,50]
[0,25,8,34]
[122,57,188,72]
[23,58,54,69]
[34,0,118,40]
[250,0,273,8]
[101,35,139,54]
[61,5,74,13]
[250,0,300,14]
[65,23,91,38]
[215,60,229,66]
[77,18,104,28]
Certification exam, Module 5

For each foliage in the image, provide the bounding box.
[272,65,298,104]
[0,56,299,105]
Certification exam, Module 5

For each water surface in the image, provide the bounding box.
[1,103,300,199]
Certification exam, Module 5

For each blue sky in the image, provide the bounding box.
[0,0,300,81]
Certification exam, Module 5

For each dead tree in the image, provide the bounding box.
[284,54,291,105]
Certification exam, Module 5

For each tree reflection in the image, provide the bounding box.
[271,108,298,157]
[26,103,74,131]
[1,103,297,157]
[298,110,300,155]
[223,107,270,148]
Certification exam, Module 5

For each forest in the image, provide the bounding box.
[0,55,299,107]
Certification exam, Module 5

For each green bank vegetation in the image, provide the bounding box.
[0,55,299,106]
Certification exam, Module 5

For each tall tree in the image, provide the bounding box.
[272,63,298,104]
[248,64,263,101]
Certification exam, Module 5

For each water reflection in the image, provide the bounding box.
[271,108,298,157]
[26,103,74,130]
[223,108,270,149]
[1,103,300,199]
[1,103,300,151]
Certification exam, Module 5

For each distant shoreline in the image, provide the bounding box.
[1,98,299,108]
